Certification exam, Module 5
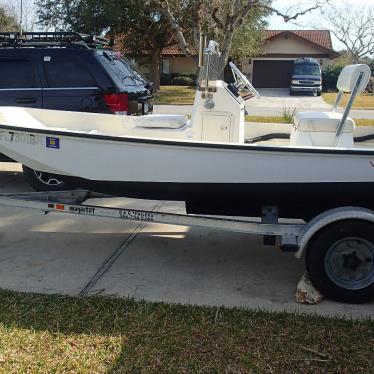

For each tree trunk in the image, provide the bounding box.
[150,46,162,91]
[217,32,235,79]
[218,55,228,80]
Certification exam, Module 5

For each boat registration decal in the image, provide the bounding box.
[370,160,374,168]
[0,131,43,145]
[120,209,154,222]
[46,136,60,149]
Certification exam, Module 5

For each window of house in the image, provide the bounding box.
[162,58,170,74]
[44,56,96,88]
[0,59,35,88]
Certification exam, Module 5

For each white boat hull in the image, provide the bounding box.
[0,125,373,219]
[0,126,374,184]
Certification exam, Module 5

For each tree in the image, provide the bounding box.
[0,6,19,31]
[150,0,327,77]
[36,0,178,90]
[1,0,37,31]
[321,1,374,63]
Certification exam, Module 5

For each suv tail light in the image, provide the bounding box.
[103,93,128,115]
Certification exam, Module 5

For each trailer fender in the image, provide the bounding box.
[295,207,374,259]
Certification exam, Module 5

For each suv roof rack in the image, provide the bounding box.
[0,32,111,49]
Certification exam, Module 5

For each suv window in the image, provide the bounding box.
[0,59,35,88]
[99,52,147,87]
[44,55,97,88]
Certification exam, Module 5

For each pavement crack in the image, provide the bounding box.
[78,200,165,297]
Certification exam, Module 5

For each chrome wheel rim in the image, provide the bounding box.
[34,170,63,186]
[324,237,374,290]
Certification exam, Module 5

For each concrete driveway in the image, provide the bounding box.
[246,88,330,109]
[0,163,372,319]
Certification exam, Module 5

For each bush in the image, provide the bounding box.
[365,77,374,93]
[322,64,344,92]
[323,64,374,93]
[282,107,296,123]
[170,73,197,86]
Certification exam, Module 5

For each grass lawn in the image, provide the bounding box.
[154,85,196,105]
[246,115,289,123]
[322,92,374,109]
[0,289,373,373]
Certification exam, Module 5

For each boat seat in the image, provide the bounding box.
[134,114,189,130]
[291,64,371,147]
[294,111,355,133]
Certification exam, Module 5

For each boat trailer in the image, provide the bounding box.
[0,190,373,304]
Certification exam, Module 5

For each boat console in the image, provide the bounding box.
[189,42,260,144]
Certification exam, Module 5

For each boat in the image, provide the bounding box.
[0,41,373,220]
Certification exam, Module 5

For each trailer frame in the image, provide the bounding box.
[0,190,373,303]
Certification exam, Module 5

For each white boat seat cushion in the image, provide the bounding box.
[134,114,189,129]
[294,111,355,133]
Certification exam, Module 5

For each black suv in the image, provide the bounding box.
[0,32,153,190]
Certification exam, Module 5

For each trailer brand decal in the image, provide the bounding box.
[120,209,155,222]
[0,131,43,145]
[46,137,60,149]
[69,206,95,214]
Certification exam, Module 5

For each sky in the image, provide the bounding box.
[268,0,374,51]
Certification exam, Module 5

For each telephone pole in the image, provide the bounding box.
[20,0,23,35]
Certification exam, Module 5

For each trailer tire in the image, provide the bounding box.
[22,165,71,192]
[306,220,374,304]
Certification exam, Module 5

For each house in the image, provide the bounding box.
[240,30,340,88]
[159,45,197,77]
[123,30,339,87]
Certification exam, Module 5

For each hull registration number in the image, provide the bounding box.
[0,131,43,145]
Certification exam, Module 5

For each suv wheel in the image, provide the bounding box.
[22,165,71,191]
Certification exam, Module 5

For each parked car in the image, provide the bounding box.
[0,31,154,191]
[290,57,322,96]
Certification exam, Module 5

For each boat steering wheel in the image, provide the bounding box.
[229,62,260,100]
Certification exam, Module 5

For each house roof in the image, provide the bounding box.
[161,44,197,56]
[113,40,196,56]
[118,30,337,58]
[264,30,334,52]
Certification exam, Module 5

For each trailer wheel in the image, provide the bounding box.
[22,165,71,192]
[306,220,374,303]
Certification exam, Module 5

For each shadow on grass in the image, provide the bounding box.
[0,289,373,373]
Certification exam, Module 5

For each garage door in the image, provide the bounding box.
[253,60,294,88]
